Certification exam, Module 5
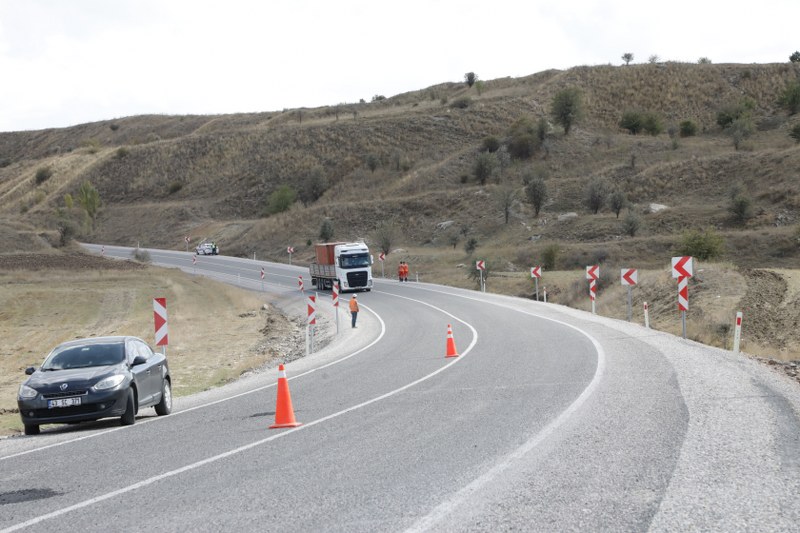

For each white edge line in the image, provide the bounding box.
[1,296,479,532]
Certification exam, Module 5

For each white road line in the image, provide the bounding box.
[1,297,478,532]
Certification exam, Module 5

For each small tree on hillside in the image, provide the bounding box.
[464,237,478,255]
[541,243,560,270]
[464,72,477,88]
[298,166,329,206]
[494,186,518,224]
[366,153,379,173]
[373,220,396,255]
[697,57,712,64]
[679,120,697,137]
[609,190,627,218]
[790,51,800,63]
[474,152,497,185]
[778,81,800,115]
[677,228,725,260]
[622,211,641,237]
[550,87,583,135]
[642,112,664,136]
[621,53,634,65]
[729,194,753,225]
[524,173,548,217]
[319,218,334,241]
[77,181,101,229]
[729,117,754,150]
[266,185,296,215]
[620,110,644,134]
[585,179,608,214]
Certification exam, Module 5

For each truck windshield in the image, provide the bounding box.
[339,253,370,268]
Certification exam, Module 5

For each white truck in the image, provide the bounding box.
[309,242,373,292]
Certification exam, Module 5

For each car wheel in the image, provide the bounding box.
[155,379,172,416]
[24,424,40,436]
[120,389,136,426]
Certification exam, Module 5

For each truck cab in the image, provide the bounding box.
[310,242,373,292]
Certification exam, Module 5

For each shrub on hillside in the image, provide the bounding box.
[585,179,608,214]
[550,87,583,135]
[619,111,644,134]
[679,120,697,137]
[778,81,800,115]
[729,195,753,224]
[790,51,800,63]
[35,167,53,185]
[265,185,296,215]
[464,237,478,255]
[642,112,664,136]
[168,182,182,194]
[130,248,152,263]
[541,243,560,270]
[716,99,754,129]
[790,124,800,143]
[474,152,497,185]
[481,136,500,153]
[622,211,641,237]
[676,228,725,260]
[450,96,472,109]
[319,218,334,241]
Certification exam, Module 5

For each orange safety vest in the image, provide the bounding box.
[349,298,359,313]
[402,264,409,276]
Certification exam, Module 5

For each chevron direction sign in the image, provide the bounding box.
[585,265,599,280]
[621,268,638,286]
[530,266,542,278]
[671,256,694,278]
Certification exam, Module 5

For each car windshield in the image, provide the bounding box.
[339,253,370,268]
[41,343,125,370]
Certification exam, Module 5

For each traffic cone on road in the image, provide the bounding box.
[445,324,459,358]
[269,364,302,429]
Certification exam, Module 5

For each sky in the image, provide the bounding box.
[0,0,797,132]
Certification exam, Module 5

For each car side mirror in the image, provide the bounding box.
[25,367,36,375]
[131,355,147,366]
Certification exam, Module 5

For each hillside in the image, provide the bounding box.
[1,61,800,358]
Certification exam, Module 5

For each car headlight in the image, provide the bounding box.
[93,374,125,391]
[19,384,38,399]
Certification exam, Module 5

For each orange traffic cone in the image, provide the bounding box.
[445,324,459,358]
[269,364,302,428]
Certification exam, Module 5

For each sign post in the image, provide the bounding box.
[672,256,694,339]
[307,294,316,355]
[586,265,599,314]
[378,252,386,278]
[184,236,190,252]
[287,246,295,265]
[620,268,638,321]
[332,281,340,334]
[531,266,542,301]
[476,260,486,292]
[644,302,650,328]
[153,297,168,355]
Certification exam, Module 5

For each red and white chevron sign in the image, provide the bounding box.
[589,279,597,301]
[153,297,168,347]
[379,252,385,261]
[672,256,694,278]
[287,246,295,254]
[677,276,689,311]
[298,276,304,291]
[307,295,316,325]
[260,267,265,280]
[332,281,339,307]
[476,260,485,271]
[585,265,599,280]
[621,268,638,286]
[530,266,542,278]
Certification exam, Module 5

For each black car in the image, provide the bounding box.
[17,336,172,435]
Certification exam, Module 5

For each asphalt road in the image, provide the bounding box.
[2,245,800,532]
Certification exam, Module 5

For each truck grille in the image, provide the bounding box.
[347,271,368,287]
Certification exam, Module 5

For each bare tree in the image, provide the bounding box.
[494,186,518,224]
[622,53,634,65]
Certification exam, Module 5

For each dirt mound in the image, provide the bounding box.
[0,252,146,271]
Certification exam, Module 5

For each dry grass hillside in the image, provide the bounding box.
[1,61,800,361]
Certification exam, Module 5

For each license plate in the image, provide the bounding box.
[48,397,82,408]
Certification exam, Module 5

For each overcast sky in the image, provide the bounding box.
[0,0,797,132]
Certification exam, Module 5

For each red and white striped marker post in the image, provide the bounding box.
[733,311,743,353]
[643,301,650,328]
[378,252,386,278]
[332,281,340,333]
[306,294,316,355]
[184,235,190,252]
[531,266,542,301]
[101,245,105,256]
[476,260,486,292]
[260,267,265,291]
[153,297,168,355]
[298,275,304,292]
[620,268,638,322]
[586,265,599,314]
[672,256,694,339]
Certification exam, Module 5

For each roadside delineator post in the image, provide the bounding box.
[543,286,547,303]
[586,265,599,315]
[306,294,316,355]
[332,281,340,334]
[733,311,743,354]
[153,297,168,356]
[298,275,304,292]
[269,364,302,429]
[644,302,650,329]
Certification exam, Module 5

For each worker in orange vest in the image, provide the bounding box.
[402,261,410,282]
[398,262,404,282]
[348,295,359,328]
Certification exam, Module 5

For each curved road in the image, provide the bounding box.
[2,245,799,532]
